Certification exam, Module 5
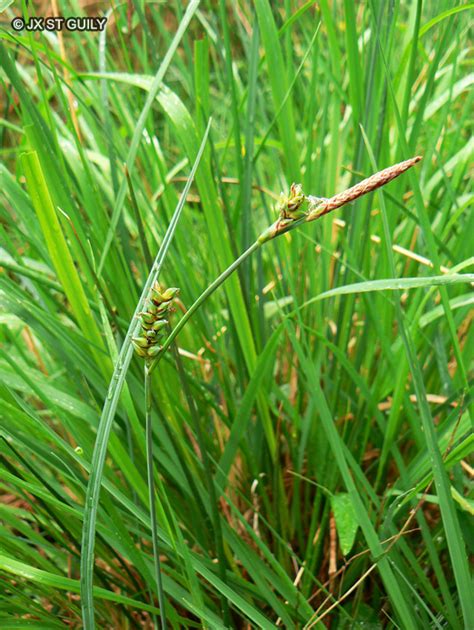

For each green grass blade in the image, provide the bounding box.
[80,121,211,629]
[20,150,108,377]
[97,0,200,274]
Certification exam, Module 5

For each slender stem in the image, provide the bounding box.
[149,240,261,374]
[145,363,167,630]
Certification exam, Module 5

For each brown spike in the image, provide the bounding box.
[308,156,422,221]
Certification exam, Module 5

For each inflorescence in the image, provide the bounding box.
[132,283,179,361]
[258,156,422,244]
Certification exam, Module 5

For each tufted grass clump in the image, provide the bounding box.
[0,3,472,629]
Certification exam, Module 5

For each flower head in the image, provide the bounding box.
[132,282,179,361]
[276,183,306,221]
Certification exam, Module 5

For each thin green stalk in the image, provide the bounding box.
[149,241,261,374]
[145,363,167,630]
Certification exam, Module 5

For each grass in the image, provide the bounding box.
[0,1,473,628]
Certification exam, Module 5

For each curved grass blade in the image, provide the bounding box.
[20,150,108,377]
[97,0,200,275]
[0,553,161,617]
[80,120,212,629]
[300,273,474,306]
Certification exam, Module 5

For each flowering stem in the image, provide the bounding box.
[145,362,167,630]
[148,240,261,374]
[149,156,421,374]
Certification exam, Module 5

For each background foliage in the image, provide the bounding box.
[0,0,472,627]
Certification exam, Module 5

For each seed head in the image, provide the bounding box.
[132,284,179,361]
[258,156,421,244]
[151,282,180,305]
[307,156,422,221]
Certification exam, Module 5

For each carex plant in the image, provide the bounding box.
[2,2,473,628]
[133,282,179,630]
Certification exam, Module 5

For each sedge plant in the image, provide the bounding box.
[2,2,473,628]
